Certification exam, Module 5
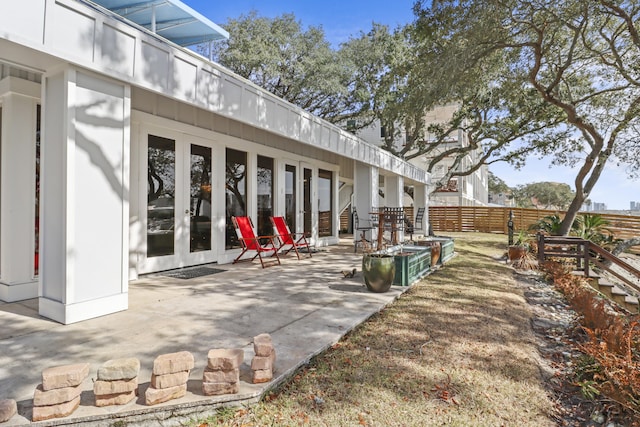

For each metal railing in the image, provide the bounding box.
[537,234,640,295]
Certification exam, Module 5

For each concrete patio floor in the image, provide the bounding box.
[0,239,409,426]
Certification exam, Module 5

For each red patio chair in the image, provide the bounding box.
[231,216,281,268]
[270,216,312,259]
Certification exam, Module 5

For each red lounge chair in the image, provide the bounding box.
[231,216,281,268]
[270,216,312,259]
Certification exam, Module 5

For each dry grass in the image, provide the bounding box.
[198,232,556,426]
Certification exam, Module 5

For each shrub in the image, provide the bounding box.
[541,261,640,416]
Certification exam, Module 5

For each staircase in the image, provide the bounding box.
[538,234,640,314]
[338,183,353,233]
[570,271,639,313]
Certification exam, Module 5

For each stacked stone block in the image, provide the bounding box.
[202,349,243,396]
[145,351,194,405]
[93,358,140,407]
[32,363,89,421]
[0,399,17,423]
[251,334,276,384]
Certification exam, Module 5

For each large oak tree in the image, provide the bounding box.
[412,0,640,235]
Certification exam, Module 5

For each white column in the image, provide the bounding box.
[353,161,379,244]
[385,175,404,241]
[385,175,403,206]
[39,67,130,324]
[414,184,429,237]
[0,78,40,302]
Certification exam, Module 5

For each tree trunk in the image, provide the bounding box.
[559,194,584,236]
[612,237,640,256]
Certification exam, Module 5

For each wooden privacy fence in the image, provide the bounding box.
[429,206,640,240]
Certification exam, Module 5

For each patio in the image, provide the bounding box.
[0,239,408,426]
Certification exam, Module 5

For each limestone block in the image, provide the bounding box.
[33,383,82,406]
[93,377,138,395]
[152,351,194,376]
[206,348,244,371]
[202,368,239,384]
[251,349,276,371]
[31,395,80,422]
[201,381,239,396]
[41,363,90,391]
[252,369,273,384]
[0,399,17,423]
[95,390,137,407]
[253,334,273,357]
[144,383,187,405]
[150,370,189,389]
[97,358,140,381]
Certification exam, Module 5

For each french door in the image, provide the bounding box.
[140,129,217,273]
[284,161,313,239]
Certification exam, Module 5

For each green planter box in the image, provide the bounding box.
[391,246,432,286]
[441,240,455,263]
[415,237,455,265]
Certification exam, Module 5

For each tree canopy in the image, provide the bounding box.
[488,172,511,195]
[412,0,640,234]
[512,182,576,210]
[205,11,405,129]
[206,11,348,122]
[205,4,640,236]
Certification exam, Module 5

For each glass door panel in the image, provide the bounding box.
[225,148,247,249]
[318,169,333,237]
[285,164,296,231]
[303,168,312,236]
[190,144,212,253]
[147,135,176,257]
[257,155,274,237]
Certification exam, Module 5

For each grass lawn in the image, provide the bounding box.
[196,232,556,426]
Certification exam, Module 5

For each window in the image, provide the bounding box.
[225,148,247,249]
[190,144,212,252]
[257,155,274,237]
[147,135,176,257]
[34,105,40,275]
[318,169,333,237]
[285,165,296,231]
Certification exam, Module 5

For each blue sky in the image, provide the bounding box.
[184,0,638,211]
[187,0,418,47]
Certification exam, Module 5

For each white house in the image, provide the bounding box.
[0,0,430,324]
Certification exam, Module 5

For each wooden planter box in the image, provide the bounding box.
[390,246,432,287]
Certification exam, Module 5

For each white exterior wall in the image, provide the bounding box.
[0,78,40,301]
[413,184,429,235]
[0,0,427,185]
[0,0,430,323]
[354,161,380,243]
[39,67,130,324]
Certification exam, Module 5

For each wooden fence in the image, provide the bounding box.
[429,206,640,240]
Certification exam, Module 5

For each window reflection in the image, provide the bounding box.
[257,156,274,237]
[147,135,175,257]
[35,105,40,276]
[285,165,296,231]
[190,144,212,252]
[225,148,246,249]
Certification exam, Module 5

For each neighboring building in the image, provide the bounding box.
[631,201,640,211]
[593,202,608,211]
[410,105,489,207]
[0,0,429,324]
[355,105,489,207]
